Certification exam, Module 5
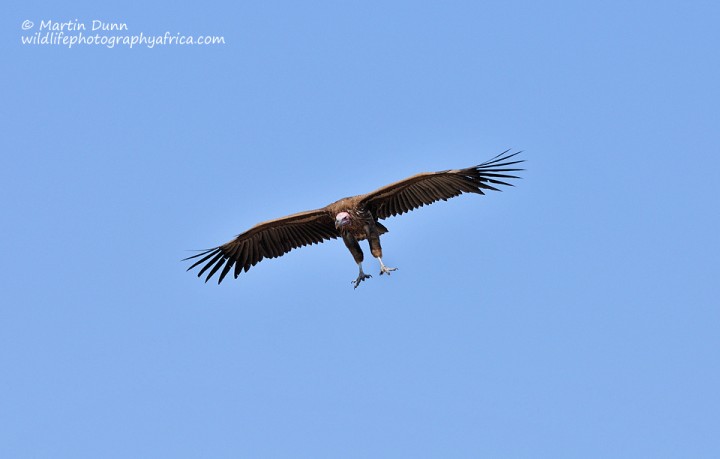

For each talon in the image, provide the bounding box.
[352,273,372,289]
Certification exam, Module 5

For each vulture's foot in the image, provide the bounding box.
[352,273,372,289]
[377,258,398,276]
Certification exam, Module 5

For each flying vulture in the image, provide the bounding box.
[185,150,523,288]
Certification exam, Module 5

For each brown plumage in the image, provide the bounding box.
[185,150,524,287]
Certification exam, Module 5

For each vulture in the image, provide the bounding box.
[185,150,523,288]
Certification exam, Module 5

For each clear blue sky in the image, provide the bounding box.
[3,1,719,457]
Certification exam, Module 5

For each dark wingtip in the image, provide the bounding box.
[182,249,214,262]
[476,150,526,171]
[471,150,525,191]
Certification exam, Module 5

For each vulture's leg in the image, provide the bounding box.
[343,233,371,288]
[366,224,398,276]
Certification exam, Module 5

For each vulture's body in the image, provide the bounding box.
[185,151,523,288]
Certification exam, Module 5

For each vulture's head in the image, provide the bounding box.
[335,212,351,229]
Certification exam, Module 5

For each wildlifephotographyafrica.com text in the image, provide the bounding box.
[20,19,226,49]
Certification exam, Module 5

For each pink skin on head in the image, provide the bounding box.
[335,212,351,228]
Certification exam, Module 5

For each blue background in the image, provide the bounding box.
[4,1,719,457]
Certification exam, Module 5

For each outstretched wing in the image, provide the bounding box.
[184,209,339,284]
[358,150,524,220]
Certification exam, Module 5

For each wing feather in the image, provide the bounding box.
[184,208,339,284]
[233,243,245,278]
[238,241,250,275]
[218,246,238,283]
[197,251,224,279]
[187,249,220,272]
[205,253,229,282]
[359,150,524,219]
[410,183,431,204]
[295,225,313,244]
